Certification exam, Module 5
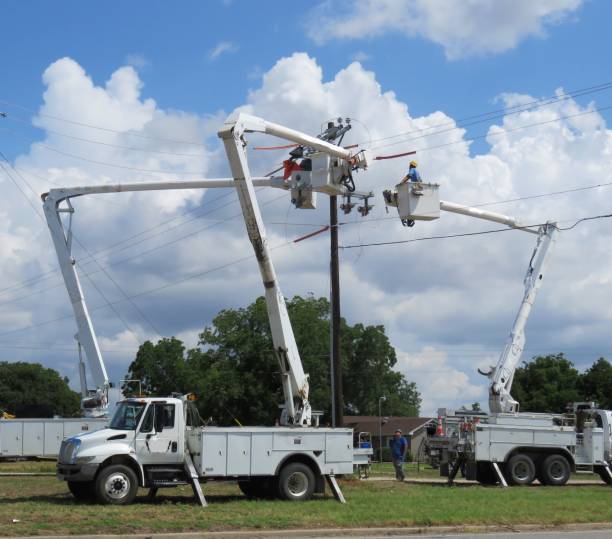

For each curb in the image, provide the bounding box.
[3,522,612,539]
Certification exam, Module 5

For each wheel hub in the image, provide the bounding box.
[514,462,530,481]
[287,471,308,497]
[549,461,565,480]
[105,472,129,499]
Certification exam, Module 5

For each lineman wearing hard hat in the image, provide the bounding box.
[401,160,421,184]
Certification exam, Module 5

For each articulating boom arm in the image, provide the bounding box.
[42,113,365,426]
[41,178,279,419]
[439,201,558,414]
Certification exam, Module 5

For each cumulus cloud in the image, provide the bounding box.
[2,52,612,416]
[208,41,239,61]
[306,0,583,59]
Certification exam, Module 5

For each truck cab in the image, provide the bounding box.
[57,397,187,504]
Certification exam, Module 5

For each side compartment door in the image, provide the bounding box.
[227,432,251,476]
[201,432,227,477]
[0,422,23,457]
[44,422,64,457]
[22,423,44,456]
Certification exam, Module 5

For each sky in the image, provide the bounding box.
[1,0,612,416]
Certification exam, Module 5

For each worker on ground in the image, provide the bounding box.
[401,160,421,184]
[389,429,408,481]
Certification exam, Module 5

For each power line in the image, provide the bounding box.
[0,98,208,147]
[3,115,206,158]
[357,81,612,148]
[369,104,612,153]
[0,239,294,338]
[340,213,612,249]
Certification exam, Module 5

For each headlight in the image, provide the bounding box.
[75,455,95,464]
[67,439,81,464]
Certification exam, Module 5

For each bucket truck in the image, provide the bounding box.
[45,113,371,505]
[384,181,612,486]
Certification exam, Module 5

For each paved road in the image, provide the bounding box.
[306,531,612,539]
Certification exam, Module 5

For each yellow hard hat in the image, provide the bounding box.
[409,160,418,167]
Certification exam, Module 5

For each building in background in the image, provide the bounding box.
[343,416,435,461]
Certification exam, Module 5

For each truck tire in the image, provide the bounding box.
[539,454,570,486]
[476,462,498,485]
[67,481,95,501]
[505,454,535,485]
[94,464,139,505]
[277,462,315,501]
[238,477,277,499]
[596,466,612,485]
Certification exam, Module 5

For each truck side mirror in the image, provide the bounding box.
[154,404,165,433]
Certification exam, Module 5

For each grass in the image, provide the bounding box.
[0,462,611,536]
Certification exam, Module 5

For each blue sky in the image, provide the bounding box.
[2,0,611,159]
[1,1,612,415]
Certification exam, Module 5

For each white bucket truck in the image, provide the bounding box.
[385,180,612,486]
[44,113,371,505]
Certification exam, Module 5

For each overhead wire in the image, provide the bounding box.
[356,80,612,148]
[339,213,612,249]
[3,115,206,158]
[0,98,208,147]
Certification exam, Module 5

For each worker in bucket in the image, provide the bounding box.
[388,429,408,481]
[401,160,421,184]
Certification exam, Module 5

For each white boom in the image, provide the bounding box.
[42,113,366,425]
[439,200,558,414]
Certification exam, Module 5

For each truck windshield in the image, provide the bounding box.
[109,402,147,430]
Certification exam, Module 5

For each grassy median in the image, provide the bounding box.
[0,461,611,536]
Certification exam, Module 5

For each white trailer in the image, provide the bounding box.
[45,113,371,505]
[0,417,106,459]
[385,181,612,486]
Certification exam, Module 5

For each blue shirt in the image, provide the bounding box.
[407,167,421,182]
[389,436,407,459]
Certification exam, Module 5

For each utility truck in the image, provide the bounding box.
[384,181,612,487]
[45,113,372,505]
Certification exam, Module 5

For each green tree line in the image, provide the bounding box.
[125,295,421,425]
[512,353,612,412]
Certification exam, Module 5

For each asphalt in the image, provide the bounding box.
[3,523,612,539]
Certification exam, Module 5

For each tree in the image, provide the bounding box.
[125,295,421,425]
[581,358,612,409]
[126,337,189,397]
[0,362,81,417]
[512,353,582,413]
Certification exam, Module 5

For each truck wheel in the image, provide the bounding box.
[94,464,138,505]
[539,454,570,486]
[505,454,535,485]
[596,466,612,485]
[277,463,315,501]
[238,477,277,499]
[238,480,257,498]
[476,462,498,485]
[67,481,95,501]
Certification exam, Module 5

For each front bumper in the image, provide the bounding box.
[56,463,99,482]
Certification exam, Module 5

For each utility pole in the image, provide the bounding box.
[330,194,343,428]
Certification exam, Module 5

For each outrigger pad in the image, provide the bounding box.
[326,474,346,504]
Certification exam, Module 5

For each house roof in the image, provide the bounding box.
[342,415,434,436]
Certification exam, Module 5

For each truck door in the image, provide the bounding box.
[135,403,182,465]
